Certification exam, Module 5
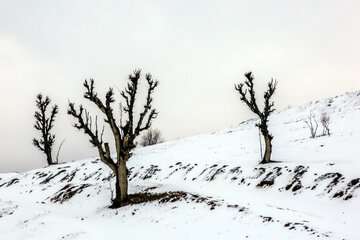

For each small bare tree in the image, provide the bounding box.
[33,94,59,166]
[140,128,163,147]
[235,72,277,164]
[304,112,318,138]
[320,112,330,136]
[68,70,159,208]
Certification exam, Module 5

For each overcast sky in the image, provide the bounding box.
[0,0,359,172]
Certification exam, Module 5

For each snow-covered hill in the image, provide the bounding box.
[1,91,360,240]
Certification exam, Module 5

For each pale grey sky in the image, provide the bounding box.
[0,0,359,172]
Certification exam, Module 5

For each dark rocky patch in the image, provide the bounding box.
[283,221,331,238]
[183,164,198,180]
[60,169,79,183]
[50,184,91,203]
[142,165,161,180]
[33,172,48,179]
[40,170,67,184]
[0,178,20,188]
[228,166,242,177]
[205,165,228,181]
[260,216,274,223]
[312,172,345,193]
[284,165,308,193]
[158,192,222,210]
[257,167,282,187]
[91,159,100,164]
[251,167,266,180]
[333,178,360,200]
[192,164,218,181]
[129,171,139,181]
[56,165,71,169]
[143,186,158,192]
[226,167,242,182]
[83,168,103,181]
[165,163,194,180]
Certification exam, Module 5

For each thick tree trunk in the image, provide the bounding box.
[118,158,128,202]
[261,134,273,164]
[111,158,128,208]
[111,170,122,208]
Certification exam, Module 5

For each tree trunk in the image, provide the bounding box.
[111,158,129,208]
[261,134,273,164]
[111,170,122,208]
[118,158,128,202]
[46,150,53,165]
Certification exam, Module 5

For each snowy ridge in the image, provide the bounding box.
[1,91,360,240]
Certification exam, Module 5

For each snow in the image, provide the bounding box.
[1,91,360,239]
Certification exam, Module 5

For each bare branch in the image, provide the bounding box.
[67,102,116,171]
[235,72,262,116]
[134,73,159,135]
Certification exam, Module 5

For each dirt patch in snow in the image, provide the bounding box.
[333,178,360,200]
[0,178,19,187]
[50,184,92,203]
[112,191,223,211]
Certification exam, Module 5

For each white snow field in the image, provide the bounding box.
[1,91,360,240]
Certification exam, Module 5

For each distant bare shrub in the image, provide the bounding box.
[140,128,163,146]
[304,112,318,138]
[320,112,331,136]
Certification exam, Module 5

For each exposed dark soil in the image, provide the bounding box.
[285,165,308,192]
[257,167,282,187]
[333,178,360,200]
[109,191,223,210]
[50,184,91,203]
[40,170,67,184]
[0,178,19,187]
[311,173,345,193]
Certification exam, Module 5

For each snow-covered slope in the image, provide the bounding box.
[1,91,360,240]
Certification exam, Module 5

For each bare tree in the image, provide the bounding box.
[33,94,59,166]
[320,112,331,136]
[304,112,318,138]
[68,70,159,208]
[235,72,277,164]
[140,128,163,147]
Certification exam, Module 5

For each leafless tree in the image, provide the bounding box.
[140,128,163,147]
[304,112,318,138]
[33,94,59,166]
[235,72,277,164]
[68,70,159,208]
[320,112,331,136]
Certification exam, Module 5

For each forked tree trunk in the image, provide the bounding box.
[261,134,273,164]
